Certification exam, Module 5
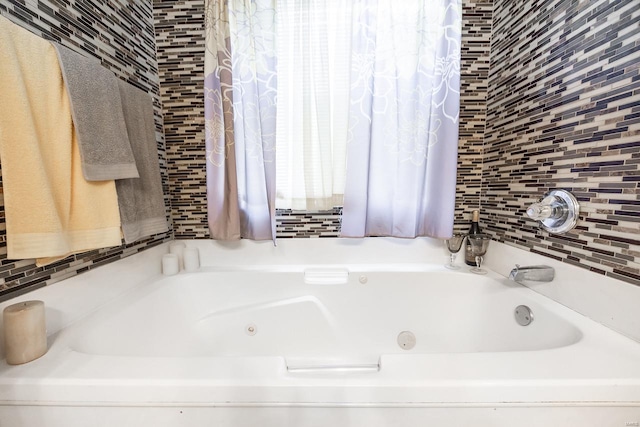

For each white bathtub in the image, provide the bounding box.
[1,238,639,426]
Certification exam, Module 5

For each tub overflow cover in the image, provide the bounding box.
[514,305,534,326]
[397,331,416,350]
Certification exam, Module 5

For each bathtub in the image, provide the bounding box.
[1,238,639,427]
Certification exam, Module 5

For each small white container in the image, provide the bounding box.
[162,253,180,276]
[169,241,186,270]
[183,248,200,272]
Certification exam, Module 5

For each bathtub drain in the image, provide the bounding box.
[245,323,258,336]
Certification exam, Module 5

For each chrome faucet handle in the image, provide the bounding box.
[525,189,579,234]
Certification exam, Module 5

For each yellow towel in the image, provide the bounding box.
[0,16,122,263]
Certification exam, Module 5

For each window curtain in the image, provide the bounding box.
[204,0,277,240]
[340,0,462,239]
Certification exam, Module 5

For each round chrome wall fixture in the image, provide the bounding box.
[526,189,580,234]
[514,305,534,326]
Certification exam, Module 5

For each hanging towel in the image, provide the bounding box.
[52,43,139,181]
[0,16,122,262]
[116,80,169,243]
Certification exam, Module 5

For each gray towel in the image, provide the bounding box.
[52,43,139,181]
[116,80,169,243]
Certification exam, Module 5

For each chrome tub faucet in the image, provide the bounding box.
[509,265,555,283]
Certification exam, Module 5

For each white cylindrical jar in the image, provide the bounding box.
[169,241,186,270]
[183,247,200,272]
[3,300,47,365]
[162,253,180,276]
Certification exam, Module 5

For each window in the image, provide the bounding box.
[205,0,461,240]
[275,0,352,210]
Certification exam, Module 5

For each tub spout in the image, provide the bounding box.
[509,265,554,283]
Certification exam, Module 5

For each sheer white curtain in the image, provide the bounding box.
[275,0,351,210]
[341,0,462,238]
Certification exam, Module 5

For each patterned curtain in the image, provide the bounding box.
[204,0,277,240]
[341,0,462,238]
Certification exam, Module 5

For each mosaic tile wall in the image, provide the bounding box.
[275,208,342,238]
[455,0,493,232]
[154,0,491,238]
[153,0,208,238]
[0,0,172,301]
[483,0,640,285]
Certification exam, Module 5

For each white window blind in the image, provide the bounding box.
[275,0,352,210]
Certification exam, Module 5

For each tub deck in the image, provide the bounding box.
[1,269,639,407]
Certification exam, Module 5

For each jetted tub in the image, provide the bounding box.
[0,238,639,427]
